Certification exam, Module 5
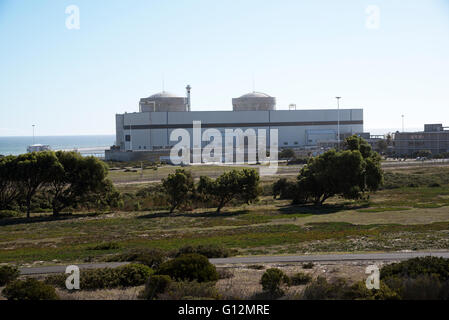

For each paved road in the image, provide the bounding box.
[19,251,449,275]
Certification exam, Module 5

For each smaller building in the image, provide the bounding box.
[394,124,449,156]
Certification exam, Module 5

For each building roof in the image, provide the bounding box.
[239,91,272,98]
[146,91,182,99]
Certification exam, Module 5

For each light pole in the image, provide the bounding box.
[32,125,35,145]
[336,97,341,150]
[401,115,404,132]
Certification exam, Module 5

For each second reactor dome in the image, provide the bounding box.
[232,91,276,111]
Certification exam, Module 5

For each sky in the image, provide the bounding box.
[0,0,448,136]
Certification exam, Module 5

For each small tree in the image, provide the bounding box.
[0,156,20,210]
[260,268,290,298]
[279,148,296,160]
[162,169,194,213]
[47,152,116,215]
[295,135,383,205]
[198,169,260,213]
[15,152,62,218]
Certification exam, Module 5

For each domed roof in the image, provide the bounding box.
[147,91,181,99]
[239,91,272,98]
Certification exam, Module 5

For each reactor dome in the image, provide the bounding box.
[232,91,276,111]
[139,91,187,112]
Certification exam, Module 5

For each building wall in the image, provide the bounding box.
[115,109,363,153]
[394,131,449,155]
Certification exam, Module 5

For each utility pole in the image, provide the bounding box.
[336,97,341,150]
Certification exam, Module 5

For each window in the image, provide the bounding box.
[125,135,130,142]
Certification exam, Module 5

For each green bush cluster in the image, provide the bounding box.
[301,277,399,300]
[175,244,234,258]
[2,278,59,300]
[290,272,312,285]
[272,135,383,206]
[157,254,219,283]
[45,263,153,290]
[0,151,120,217]
[260,268,290,298]
[0,265,20,286]
[106,248,167,269]
[159,280,219,300]
[139,275,172,300]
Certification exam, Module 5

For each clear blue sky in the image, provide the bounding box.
[1,0,448,136]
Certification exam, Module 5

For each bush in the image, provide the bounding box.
[0,265,20,286]
[272,178,297,200]
[260,268,290,298]
[88,242,121,250]
[290,272,312,285]
[107,248,167,269]
[175,244,234,258]
[302,262,314,269]
[0,210,20,219]
[3,278,58,300]
[115,264,154,287]
[45,263,153,290]
[301,277,400,300]
[380,257,449,281]
[139,275,172,300]
[157,254,219,283]
[159,280,219,300]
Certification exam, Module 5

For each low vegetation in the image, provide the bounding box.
[45,263,153,290]
[0,265,20,286]
[2,278,59,300]
[156,253,219,283]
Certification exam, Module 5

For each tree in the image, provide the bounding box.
[162,169,194,213]
[198,169,260,213]
[46,152,116,215]
[0,156,20,210]
[279,148,296,160]
[376,140,388,154]
[295,135,383,205]
[15,152,62,218]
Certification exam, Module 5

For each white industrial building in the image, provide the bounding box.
[106,86,364,162]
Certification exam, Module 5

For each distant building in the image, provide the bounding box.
[106,86,365,162]
[394,124,449,156]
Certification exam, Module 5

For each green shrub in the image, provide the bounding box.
[381,256,449,281]
[139,275,172,300]
[290,272,312,285]
[45,263,153,290]
[88,242,121,250]
[0,210,20,219]
[107,248,167,269]
[115,264,154,287]
[3,278,58,300]
[301,277,400,300]
[302,262,314,269]
[175,244,234,258]
[0,265,20,286]
[260,268,290,298]
[157,254,219,283]
[159,280,219,300]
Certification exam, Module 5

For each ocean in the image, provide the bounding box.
[0,135,115,157]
